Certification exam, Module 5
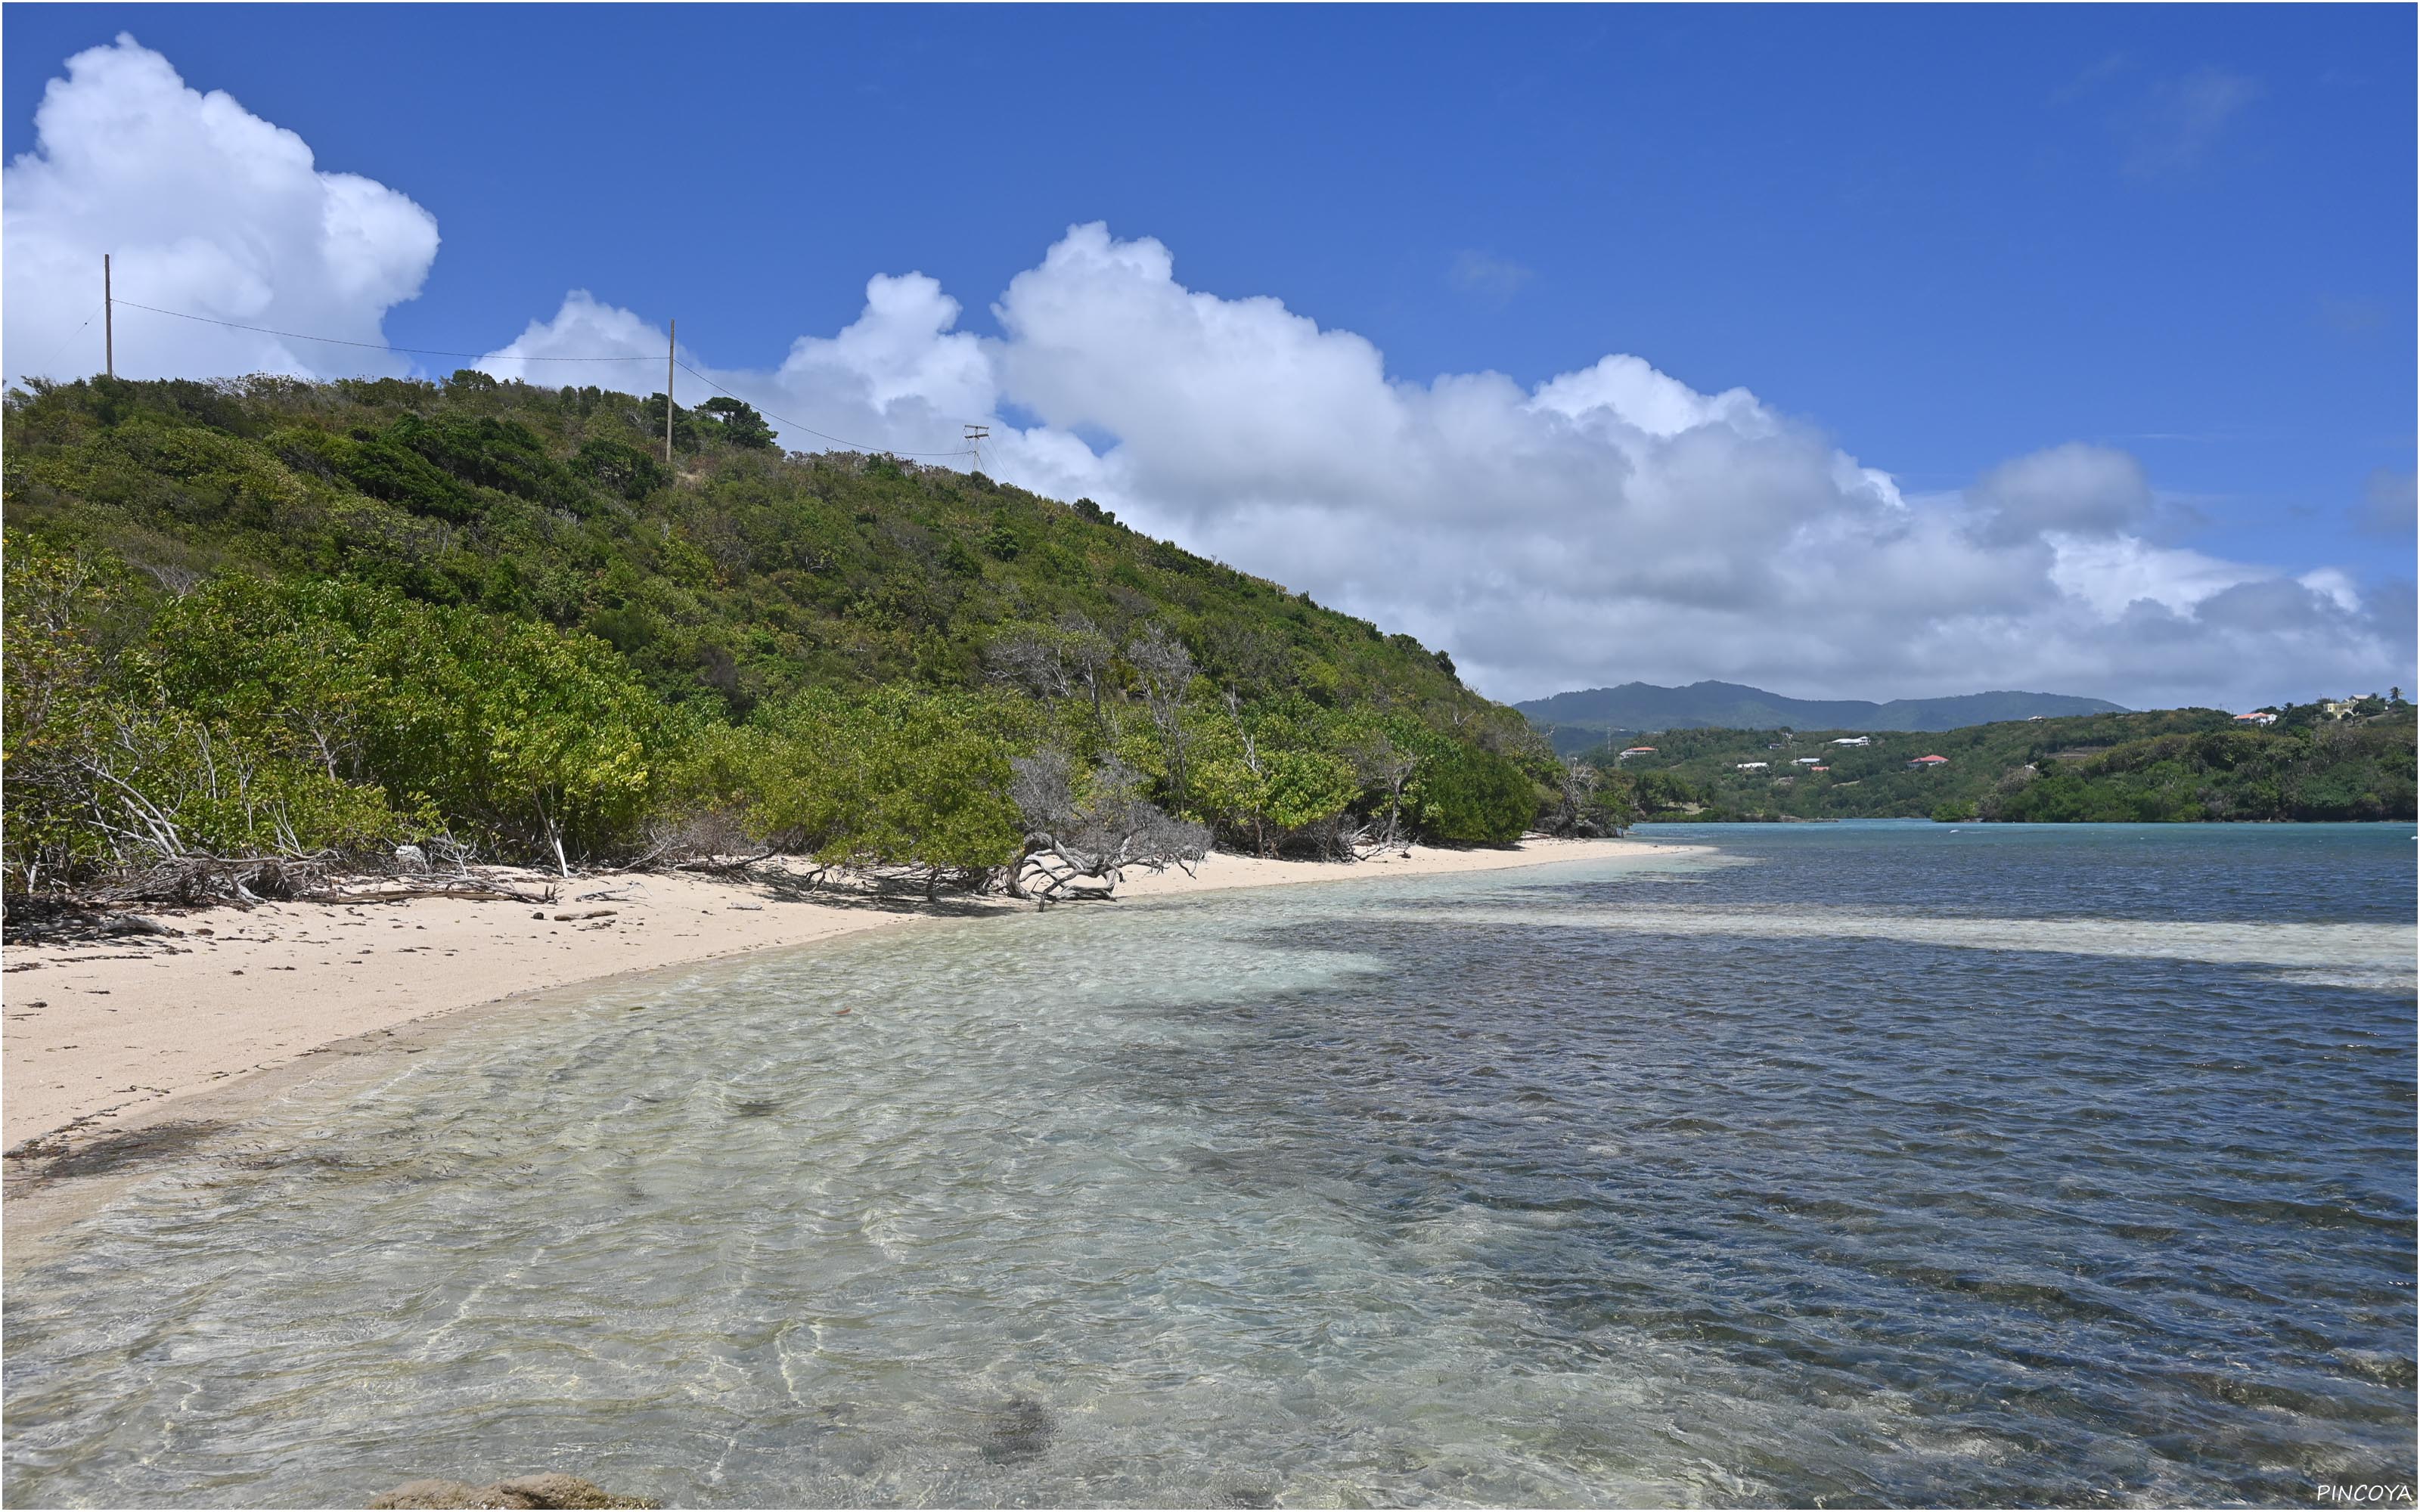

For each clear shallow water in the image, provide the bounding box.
[5,823,2413,1507]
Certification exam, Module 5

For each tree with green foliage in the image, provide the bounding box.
[699,397,778,450]
[3,537,406,897]
[740,687,1029,891]
[1406,742,1534,845]
[1189,696,1361,856]
[141,572,677,872]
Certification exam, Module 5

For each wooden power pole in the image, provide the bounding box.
[665,318,675,466]
[104,254,113,380]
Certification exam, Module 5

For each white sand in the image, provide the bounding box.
[2,837,1699,1156]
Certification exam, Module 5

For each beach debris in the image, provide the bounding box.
[5,1118,230,1187]
[552,909,617,922]
[101,913,182,937]
[5,856,560,930]
[342,879,559,906]
[728,903,764,911]
[367,1473,658,1509]
[394,844,431,873]
[1007,752,1207,902]
[2,903,191,947]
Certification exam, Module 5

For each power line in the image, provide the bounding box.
[8,297,107,383]
[675,358,978,460]
[88,291,992,463]
[113,299,658,361]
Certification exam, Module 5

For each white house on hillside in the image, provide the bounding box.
[1832,736,1871,747]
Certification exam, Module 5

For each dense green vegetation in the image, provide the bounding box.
[3,373,1624,900]
[1587,702,2416,824]
[1519,679,2126,753]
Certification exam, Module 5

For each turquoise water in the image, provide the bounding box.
[5,824,2413,1506]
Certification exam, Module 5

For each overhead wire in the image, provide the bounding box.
[113,299,659,361]
[8,298,109,382]
[98,295,990,462]
[674,358,976,461]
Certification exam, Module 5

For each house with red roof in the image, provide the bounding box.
[1907,754,1950,769]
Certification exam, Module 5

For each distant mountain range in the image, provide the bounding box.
[1518,680,2129,751]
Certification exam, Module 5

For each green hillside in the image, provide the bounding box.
[2,373,1568,900]
[1520,680,2127,753]
[1591,703,2416,823]
[5,373,1480,713]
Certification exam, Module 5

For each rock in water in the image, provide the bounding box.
[492,1475,657,1509]
[977,1395,1054,1464]
[367,1473,658,1509]
[369,1481,499,1509]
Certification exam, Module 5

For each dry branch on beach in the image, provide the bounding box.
[1005,751,1209,903]
[1,859,563,943]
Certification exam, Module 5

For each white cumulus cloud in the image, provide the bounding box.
[485,275,997,463]
[489,225,2406,711]
[2,35,436,386]
[1,34,2397,714]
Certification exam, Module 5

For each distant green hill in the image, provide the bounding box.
[1590,702,2415,824]
[1520,680,2127,754]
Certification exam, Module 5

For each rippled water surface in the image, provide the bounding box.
[6,824,2415,1507]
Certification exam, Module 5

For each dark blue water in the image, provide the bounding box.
[5,824,2413,1507]
[1201,823,2418,1504]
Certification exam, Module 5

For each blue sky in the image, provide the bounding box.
[4,5,2412,705]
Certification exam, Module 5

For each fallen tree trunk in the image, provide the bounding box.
[1012,833,1124,902]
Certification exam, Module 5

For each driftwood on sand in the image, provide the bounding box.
[1006,752,1209,903]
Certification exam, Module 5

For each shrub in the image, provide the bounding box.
[1407,744,1532,844]
[744,688,1027,878]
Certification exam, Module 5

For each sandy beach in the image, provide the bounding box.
[2,837,1700,1164]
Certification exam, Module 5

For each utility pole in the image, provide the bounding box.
[104,254,113,380]
[665,318,676,466]
[963,423,989,472]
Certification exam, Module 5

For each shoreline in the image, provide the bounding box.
[2,836,1703,1203]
